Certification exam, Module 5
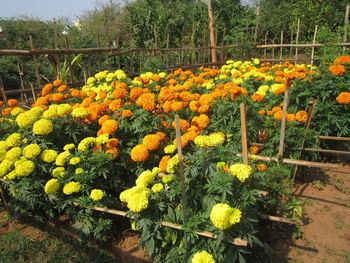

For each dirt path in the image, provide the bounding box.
[285,165,350,263]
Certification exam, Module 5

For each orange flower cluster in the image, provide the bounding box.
[329,65,346,76]
[336,92,350,104]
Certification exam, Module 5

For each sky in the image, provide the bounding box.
[0,0,117,21]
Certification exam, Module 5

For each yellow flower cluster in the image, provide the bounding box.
[229,163,252,182]
[5,147,22,161]
[52,167,65,177]
[192,251,216,263]
[164,144,177,154]
[78,137,96,152]
[69,157,80,165]
[55,151,71,166]
[90,189,104,201]
[162,174,173,183]
[57,104,72,115]
[136,170,156,187]
[15,160,35,177]
[63,181,81,195]
[41,149,58,163]
[151,183,164,193]
[63,144,75,151]
[33,119,54,135]
[194,133,225,147]
[119,186,151,213]
[210,203,242,230]
[5,133,22,147]
[22,144,41,159]
[0,159,13,178]
[42,105,59,119]
[71,107,88,118]
[44,178,59,194]
[166,154,179,174]
[16,107,43,128]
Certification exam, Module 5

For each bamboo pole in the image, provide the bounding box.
[311,25,318,66]
[240,102,248,164]
[297,148,350,155]
[344,4,350,51]
[73,203,247,246]
[264,32,267,59]
[0,78,7,103]
[29,35,42,87]
[279,31,283,63]
[0,184,8,211]
[259,213,303,225]
[254,5,260,43]
[97,35,102,72]
[207,0,217,63]
[290,31,293,57]
[64,36,74,83]
[17,64,29,105]
[52,19,61,79]
[30,83,37,103]
[317,136,350,141]
[295,19,300,61]
[278,89,289,157]
[272,39,275,59]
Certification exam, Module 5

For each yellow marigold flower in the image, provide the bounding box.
[127,193,149,213]
[71,107,88,118]
[192,251,216,263]
[119,186,151,203]
[210,203,242,230]
[151,183,163,193]
[78,137,96,152]
[164,145,177,154]
[57,104,72,115]
[11,107,25,116]
[15,108,43,128]
[0,159,14,177]
[5,147,22,161]
[5,133,22,148]
[0,150,6,162]
[152,167,161,175]
[131,221,139,231]
[229,163,252,182]
[44,179,59,194]
[0,141,8,151]
[52,167,65,177]
[33,119,53,135]
[249,154,258,161]
[75,168,84,174]
[96,134,109,146]
[4,170,17,180]
[136,170,155,187]
[42,109,58,119]
[69,157,81,165]
[22,144,41,159]
[41,149,58,163]
[87,77,96,85]
[55,151,71,166]
[166,154,179,174]
[63,181,80,195]
[63,144,75,151]
[130,144,149,162]
[15,160,35,176]
[90,189,104,201]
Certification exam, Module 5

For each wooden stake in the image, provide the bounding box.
[207,0,217,63]
[0,78,7,103]
[174,115,188,222]
[317,136,350,141]
[0,184,8,211]
[295,19,300,61]
[97,35,102,72]
[240,102,248,164]
[254,5,260,42]
[64,36,74,83]
[343,4,350,51]
[278,89,289,157]
[83,71,87,85]
[29,35,42,87]
[264,32,268,59]
[30,83,36,103]
[259,213,303,225]
[52,19,61,79]
[272,39,275,59]
[279,31,284,63]
[311,25,318,65]
[17,64,29,105]
[290,31,294,57]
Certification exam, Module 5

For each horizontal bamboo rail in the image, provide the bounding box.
[299,148,350,155]
[73,203,248,246]
[317,136,350,141]
[1,43,349,57]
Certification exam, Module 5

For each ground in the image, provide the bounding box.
[0,165,349,263]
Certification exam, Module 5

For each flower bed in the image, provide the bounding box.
[0,56,349,262]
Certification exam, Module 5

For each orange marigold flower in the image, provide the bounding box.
[92,145,102,154]
[189,101,200,112]
[173,135,189,148]
[336,92,350,104]
[105,147,119,159]
[121,110,133,118]
[172,119,190,130]
[182,130,198,141]
[257,163,267,172]
[143,134,161,151]
[0,101,3,108]
[99,91,107,100]
[171,101,183,111]
[158,88,177,103]
[273,110,283,120]
[258,110,266,115]
[155,132,167,142]
[159,155,171,172]
[274,76,284,83]
[199,94,214,105]
[82,98,93,107]
[334,56,350,64]
[275,85,288,95]
[112,88,127,99]
[111,81,128,89]
[130,144,149,162]
[286,113,296,121]
[101,119,118,134]
[129,87,144,101]
[98,115,111,125]
[162,100,173,113]
[57,84,67,93]
[161,120,171,128]
[136,93,156,111]
[179,91,192,102]
[53,79,63,87]
[192,114,209,129]
[272,106,282,113]
[240,88,248,96]
[109,99,123,112]
[198,104,210,113]
[31,103,48,110]
[2,107,12,115]
[250,145,259,154]
[251,94,264,102]
[42,84,53,96]
[51,93,64,102]
[89,91,97,99]
[106,138,119,148]
[329,64,346,75]
[7,99,19,107]
[295,110,308,122]
[70,88,80,97]
[36,97,49,105]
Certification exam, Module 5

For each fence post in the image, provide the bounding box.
[278,89,289,157]
[53,19,61,79]
[279,31,283,63]
[0,78,7,103]
[17,64,29,105]
[295,19,300,61]
[240,102,248,165]
[64,36,74,83]
[311,25,318,66]
[207,0,217,63]
[29,35,42,87]
[343,4,350,51]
